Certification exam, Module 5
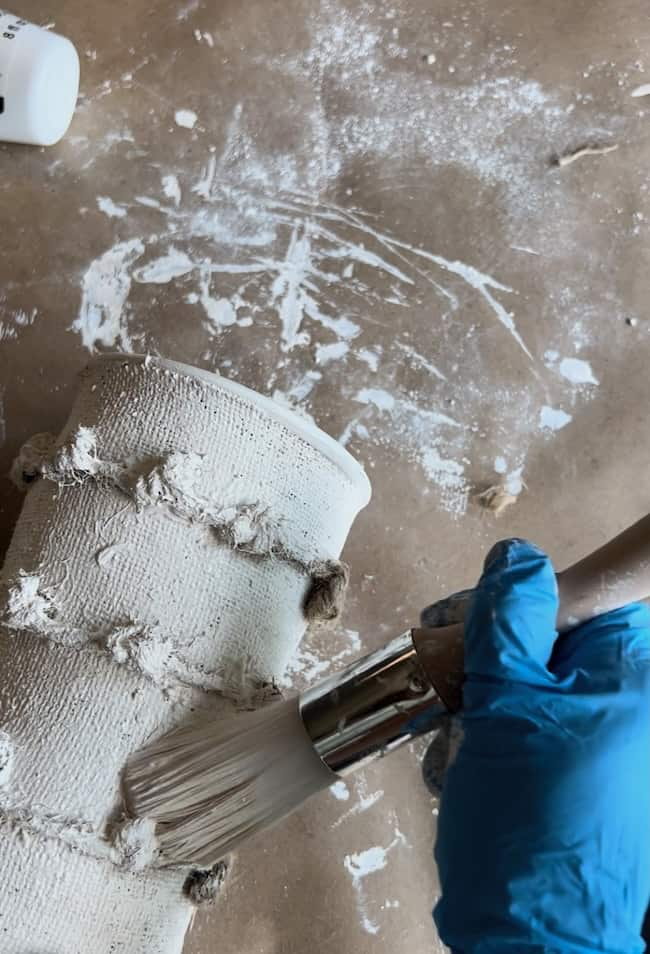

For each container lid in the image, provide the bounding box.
[1,26,79,146]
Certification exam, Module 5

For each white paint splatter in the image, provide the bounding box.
[631,84,650,97]
[280,628,361,689]
[395,341,447,381]
[72,239,144,351]
[133,247,195,284]
[511,245,540,255]
[539,405,572,431]
[504,465,524,496]
[161,174,182,206]
[332,775,384,829]
[344,830,407,936]
[193,29,214,47]
[174,109,198,129]
[0,308,37,342]
[494,455,507,474]
[558,357,599,386]
[354,388,395,412]
[316,341,349,364]
[420,447,468,514]
[356,348,380,371]
[198,274,238,331]
[330,781,350,801]
[97,196,127,219]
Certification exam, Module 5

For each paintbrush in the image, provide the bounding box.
[124,513,650,867]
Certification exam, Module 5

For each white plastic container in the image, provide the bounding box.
[0,11,79,145]
[0,355,371,952]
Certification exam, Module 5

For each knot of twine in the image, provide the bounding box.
[303,559,349,623]
[183,861,229,905]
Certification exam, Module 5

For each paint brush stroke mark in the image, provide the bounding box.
[72,239,145,352]
[320,200,530,360]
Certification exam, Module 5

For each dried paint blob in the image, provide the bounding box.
[174,109,198,129]
[558,357,599,386]
[539,405,572,431]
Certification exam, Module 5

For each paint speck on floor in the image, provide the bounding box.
[557,357,599,386]
[174,108,198,129]
[539,405,572,431]
[330,781,350,802]
[97,197,127,219]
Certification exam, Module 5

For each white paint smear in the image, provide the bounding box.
[631,84,650,97]
[198,274,238,331]
[344,830,406,936]
[316,341,349,364]
[332,775,384,829]
[174,109,198,129]
[67,0,608,521]
[558,357,599,386]
[133,248,195,284]
[504,465,524,496]
[539,405,572,431]
[73,239,144,351]
[494,455,507,474]
[161,174,182,206]
[97,197,127,219]
[354,388,395,412]
[330,781,350,801]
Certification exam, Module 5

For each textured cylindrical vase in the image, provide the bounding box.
[0,355,371,952]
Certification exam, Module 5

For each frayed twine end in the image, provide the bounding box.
[183,861,229,905]
[475,485,518,517]
[303,559,349,622]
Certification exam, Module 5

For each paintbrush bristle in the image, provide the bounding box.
[124,697,335,866]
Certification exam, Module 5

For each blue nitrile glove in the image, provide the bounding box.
[433,539,650,954]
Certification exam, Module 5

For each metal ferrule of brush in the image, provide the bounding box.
[299,630,447,776]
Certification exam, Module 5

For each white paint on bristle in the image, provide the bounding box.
[125,696,335,865]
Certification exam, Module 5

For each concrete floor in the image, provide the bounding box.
[2,0,650,951]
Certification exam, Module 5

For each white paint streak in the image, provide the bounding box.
[356,348,380,371]
[315,341,349,364]
[198,274,238,331]
[97,197,127,219]
[631,84,650,98]
[558,357,599,386]
[395,341,447,381]
[332,775,384,829]
[162,174,182,206]
[133,248,195,284]
[354,388,395,412]
[73,239,144,351]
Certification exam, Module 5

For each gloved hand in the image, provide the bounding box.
[432,539,650,954]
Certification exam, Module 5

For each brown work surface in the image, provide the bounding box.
[2,0,650,951]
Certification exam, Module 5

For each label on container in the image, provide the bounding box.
[0,11,30,100]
